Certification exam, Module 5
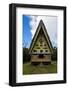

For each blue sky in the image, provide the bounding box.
[23,15,57,48]
[23,15,32,48]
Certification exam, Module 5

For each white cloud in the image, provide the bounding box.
[28,15,57,47]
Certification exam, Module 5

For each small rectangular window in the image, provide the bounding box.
[40,50,43,52]
[36,44,38,46]
[33,50,37,52]
[45,50,48,52]
[40,44,42,46]
[44,44,46,46]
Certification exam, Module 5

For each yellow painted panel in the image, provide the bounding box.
[32,34,51,53]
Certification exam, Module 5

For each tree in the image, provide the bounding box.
[23,48,31,63]
[51,47,57,61]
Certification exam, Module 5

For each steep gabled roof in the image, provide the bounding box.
[29,20,53,54]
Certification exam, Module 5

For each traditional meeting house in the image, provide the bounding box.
[29,20,53,65]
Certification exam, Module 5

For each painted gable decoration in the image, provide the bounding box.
[29,20,53,54]
[29,20,53,64]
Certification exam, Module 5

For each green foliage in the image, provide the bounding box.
[51,47,57,61]
[23,48,31,63]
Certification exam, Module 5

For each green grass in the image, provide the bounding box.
[23,61,57,75]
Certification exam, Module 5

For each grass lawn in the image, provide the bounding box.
[23,61,57,75]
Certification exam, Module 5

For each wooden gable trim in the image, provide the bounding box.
[40,21,53,52]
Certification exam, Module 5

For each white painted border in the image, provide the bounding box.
[16,7,64,83]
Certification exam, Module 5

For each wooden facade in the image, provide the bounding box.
[29,20,53,64]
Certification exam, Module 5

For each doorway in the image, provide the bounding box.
[38,54,44,58]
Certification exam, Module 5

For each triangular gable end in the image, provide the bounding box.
[29,20,53,54]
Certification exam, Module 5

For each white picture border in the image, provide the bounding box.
[16,7,64,83]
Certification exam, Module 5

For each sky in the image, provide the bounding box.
[23,15,57,48]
